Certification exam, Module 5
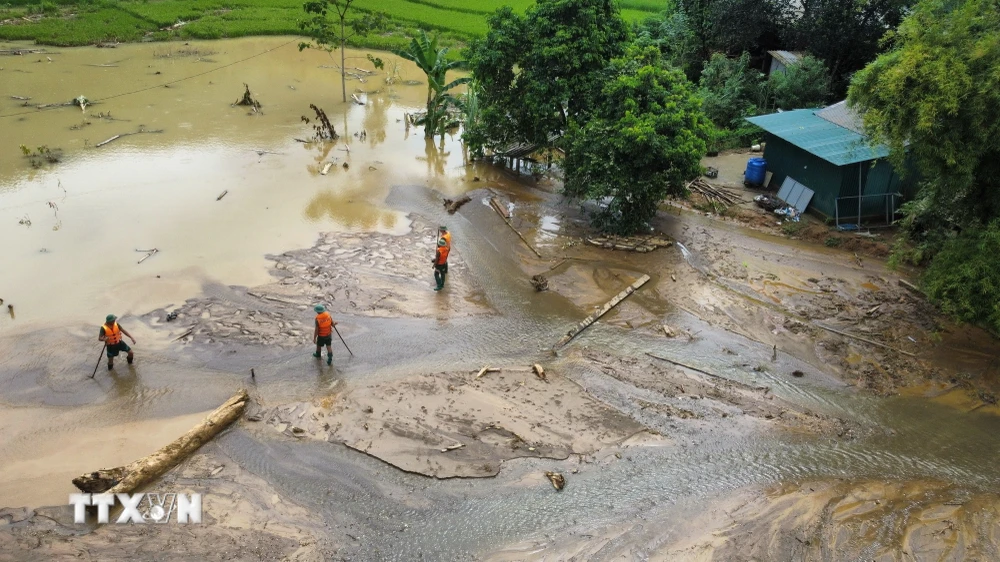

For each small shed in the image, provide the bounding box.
[765,50,806,75]
[745,101,910,224]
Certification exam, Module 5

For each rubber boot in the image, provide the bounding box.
[107,361,113,371]
[312,352,321,358]
[326,355,333,366]
[126,353,134,365]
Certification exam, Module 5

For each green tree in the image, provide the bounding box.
[849,0,1000,331]
[921,220,1000,333]
[849,0,1000,242]
[634,2,701,80]
[396,31,470,138]
[699,52,767,128]
[300,0,386,103]
[564,47,712,233]
[769,54,830,109]
[790,0,913,96]
[465,0,630,152]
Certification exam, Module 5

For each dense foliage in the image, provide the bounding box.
[788,0,913,96]
[921,221,1000,333]
[770,55,830,110]
[564,47,711,233]
[849,0,1000,331]
[465,0,630,153]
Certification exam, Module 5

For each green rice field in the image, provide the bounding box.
[0,0,667,47]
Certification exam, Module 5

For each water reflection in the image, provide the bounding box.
[303,190,399,231]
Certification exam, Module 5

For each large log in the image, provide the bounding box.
[554,274,650,348]
[72,390,249,494]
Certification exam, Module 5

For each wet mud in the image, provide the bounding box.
[3,37,1000,562]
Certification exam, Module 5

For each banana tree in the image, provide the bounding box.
[396,31,470,138]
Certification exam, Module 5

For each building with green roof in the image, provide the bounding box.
[745,101,914,224]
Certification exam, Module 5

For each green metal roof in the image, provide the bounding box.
[746,108,889,166]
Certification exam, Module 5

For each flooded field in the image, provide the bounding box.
[2,37,1000,561]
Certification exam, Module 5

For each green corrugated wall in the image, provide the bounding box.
[761,134,844,217]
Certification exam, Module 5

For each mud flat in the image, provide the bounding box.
[0,445,331,561]
[488,479,1000,561]
[149,216,489,350]
[252,345,847,480]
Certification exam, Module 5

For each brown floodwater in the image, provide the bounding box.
[0,37,481,329]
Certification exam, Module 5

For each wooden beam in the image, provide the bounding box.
[555,275,651,348]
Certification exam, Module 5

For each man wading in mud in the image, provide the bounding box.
[312,304,337,365]
[99,314,136,370]
[432,238,450,291]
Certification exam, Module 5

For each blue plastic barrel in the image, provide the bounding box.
[745,157,766,185]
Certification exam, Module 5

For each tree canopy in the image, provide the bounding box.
[770,55,830,110]
[790,0,913,95]
[849,0,1000,332]
[464,0,630,153]
[564,47,711,233]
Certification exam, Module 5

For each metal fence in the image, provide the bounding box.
[835,192,902,228]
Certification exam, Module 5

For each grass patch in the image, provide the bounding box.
[1,0,659,48]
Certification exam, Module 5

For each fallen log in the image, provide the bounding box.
[532,364,546,381]
[72,390,249,494]
[812,323,917,357]
[320,162,333,175]
[555,274,651,348]
[443,195,471,214]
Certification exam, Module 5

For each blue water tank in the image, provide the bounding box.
[745,157,767,185]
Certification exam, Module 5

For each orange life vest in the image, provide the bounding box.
[316,311,333,336]
[440,231,452,250]
[435,245,450,265]
[102,322,122,345]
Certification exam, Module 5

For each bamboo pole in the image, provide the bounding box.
[489,197,542,258]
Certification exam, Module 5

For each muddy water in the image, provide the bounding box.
[1,37,1000,559]
[0,37,478,328]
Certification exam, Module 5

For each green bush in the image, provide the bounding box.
[922,220,1000,334]
[769,54,830,110]
[824,236,841,247]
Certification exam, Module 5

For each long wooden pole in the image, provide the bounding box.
[555,274,651,348]
[333,325,353,356]
[89,343,107,378]
[490,197,542,258]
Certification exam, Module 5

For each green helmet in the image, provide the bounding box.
[106,314,116,323]
[314,304,325,313]
[438,239,447,246]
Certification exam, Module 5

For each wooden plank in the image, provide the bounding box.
[555,275,651,348]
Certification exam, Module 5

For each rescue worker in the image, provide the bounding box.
[312,304,337,365]
[99,314,136,370]
[438,225,451,251]
[432,238,449,291]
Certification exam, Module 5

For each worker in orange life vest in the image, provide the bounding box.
[312,304,337,365]
[432,238,449,291]
[99,314,136,371]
